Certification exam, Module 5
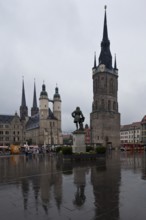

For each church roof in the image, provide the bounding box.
[26,113,39,130]
[0,115,15,123]
[48,108,57,120]
[26,108,57,130]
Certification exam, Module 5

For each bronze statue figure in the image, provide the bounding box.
[72,107,85,130]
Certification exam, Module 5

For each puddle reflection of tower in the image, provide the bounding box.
[91,153,121,220]
[40,157,63,214]
[73,166,86,207]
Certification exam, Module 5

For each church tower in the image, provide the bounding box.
[20,78,28,120]
[53,85,61,132]
[90,6,120,149]
[31,80,39,116]
[39,83,49,119]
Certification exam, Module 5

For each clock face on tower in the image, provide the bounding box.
[99,64,105,72]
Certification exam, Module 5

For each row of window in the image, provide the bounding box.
[94,77,116,94]
[0,124,21,129]
[93,99,117,111]
[0,124,9,128]
[0,137,20,141]
[121,135,140,139]
[0,131,20,135]
[121,130,140,135]
[0,137,9,141]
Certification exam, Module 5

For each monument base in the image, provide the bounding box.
[72,130,86,153]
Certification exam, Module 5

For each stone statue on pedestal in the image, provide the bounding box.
[71,107,85,130]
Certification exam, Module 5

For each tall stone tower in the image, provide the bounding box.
[53,85,61,132]
[39,83,49,120]
[53,85,63,144]
[39,83,49,145]
[90,7,120,149]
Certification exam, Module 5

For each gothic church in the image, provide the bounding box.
[0,80,63,146]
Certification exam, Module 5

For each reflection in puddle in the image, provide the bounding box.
[0,152,146,219]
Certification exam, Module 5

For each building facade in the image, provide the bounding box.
[90,7,120,148]
[0,80,63,146]
[140,115,146,145]
[120,122,141,144]
[0,113,23,146]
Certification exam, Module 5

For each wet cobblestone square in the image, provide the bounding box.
[0,151,146,220]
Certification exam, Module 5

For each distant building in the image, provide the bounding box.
[0,113,23,146]
[120,122,141,144]
[0,80,63,146]
[90,7,120,148]
[141,115,146,145]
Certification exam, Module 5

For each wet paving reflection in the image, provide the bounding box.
[0,151,146,219]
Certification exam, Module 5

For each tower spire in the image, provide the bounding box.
[21,77,26,106]
[31,79,39,116]
[98,6,112,69]
[20,77,28,119]
[102,6,108,43]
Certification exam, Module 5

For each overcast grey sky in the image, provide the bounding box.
[0,0,146,132]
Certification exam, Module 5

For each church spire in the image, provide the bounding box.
[21,78,26,106]
[20,77,28,120]
[31,79,39,116]
[98,6,112,69]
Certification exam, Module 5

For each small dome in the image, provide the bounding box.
[40,84,48,97]
[54,86,60,99]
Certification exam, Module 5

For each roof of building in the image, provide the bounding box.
[26,108,57,130]
[48,109,57,120]
[141,115,146,124]
[53,86,61,99]
[121,122,141,131]
[26,113,39,130]
[0,115,16,123]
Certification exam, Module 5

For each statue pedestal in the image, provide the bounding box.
[72,130,86,153]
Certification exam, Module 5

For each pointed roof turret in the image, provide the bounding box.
[98,6,112,69]
[31,80,39,116]
[114,54,118,70]
[20,77,28,119]
[93,52,97,69]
